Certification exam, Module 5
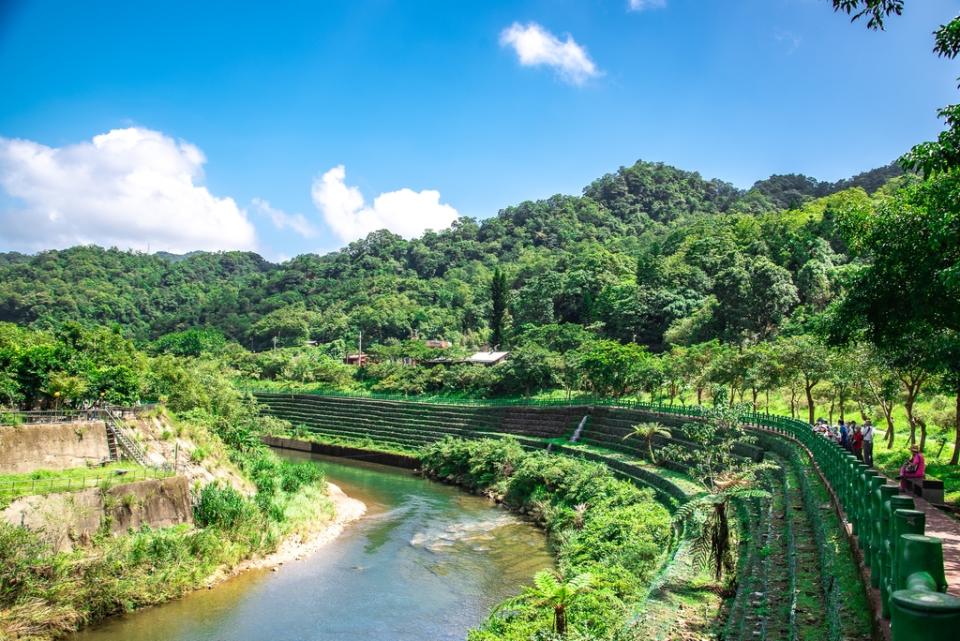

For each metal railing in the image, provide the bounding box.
[100,406,156,468]
[0,404,159,426]
[0,467,171,499]
[247,385,721,410]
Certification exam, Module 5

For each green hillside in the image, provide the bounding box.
[0,159,904,350]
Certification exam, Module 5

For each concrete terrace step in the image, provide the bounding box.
[264,408,496,431]
[259,399,505,429]
[259,401,499,426]
[296,425,431,447]
[266,413,480,441]
[258,393,506,419]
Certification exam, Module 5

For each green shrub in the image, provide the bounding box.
[193,483,255,529]
[278,460,324,493]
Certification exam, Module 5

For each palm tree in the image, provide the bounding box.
[497,570,593,635]
[623,422,671,463]
[672,471,770,582]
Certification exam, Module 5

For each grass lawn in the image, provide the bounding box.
[0,463,169,504]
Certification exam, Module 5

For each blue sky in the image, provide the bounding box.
[1,0,958,259]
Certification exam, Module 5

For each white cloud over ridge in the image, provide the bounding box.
[629,0,666,11]
[312,165,458,244]
[0,128,256,253]
[499,22,599,85]
[252,197,317,238]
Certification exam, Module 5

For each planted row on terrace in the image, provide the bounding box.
[255,393,585,440]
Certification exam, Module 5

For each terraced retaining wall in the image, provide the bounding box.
[254,392,880,641]
[254,392,763,467]
[254,393,701,505]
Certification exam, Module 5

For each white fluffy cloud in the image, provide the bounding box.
[252,197,317,238]
[312,165,458,243]
[628,0,666,11]
[499,22,599,85]
[0,127,256,253]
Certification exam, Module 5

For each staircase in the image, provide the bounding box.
[100,406,156,468]
[105,425,120,462]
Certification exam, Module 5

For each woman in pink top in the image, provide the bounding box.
[899,445,925,492]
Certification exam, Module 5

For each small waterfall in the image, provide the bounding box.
[569,414,589,443]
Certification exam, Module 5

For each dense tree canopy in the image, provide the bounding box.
[0,159,898,355]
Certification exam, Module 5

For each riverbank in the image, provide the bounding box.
[0,475,361,641]
[216,482,366,580]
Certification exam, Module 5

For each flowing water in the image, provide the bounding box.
[70,451,553,641]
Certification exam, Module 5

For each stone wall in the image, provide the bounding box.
[1,476,193,551]
[0,422,111,473]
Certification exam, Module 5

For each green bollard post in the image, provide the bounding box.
[889,590,960,641]
[885,508,926,618]
[890,535,960,641]
[851,463,869,535]
[872,484,899,586]
[859,471,882,551]
[863,475,885,564]
[896,535,947,593]
[842,456,856,519]
[881,497,917,618]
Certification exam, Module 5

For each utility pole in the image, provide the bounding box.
[358,330,362,367]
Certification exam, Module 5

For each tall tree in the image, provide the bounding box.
[832,172,959,454]
[489,268,508,349]
[777,335,830,425]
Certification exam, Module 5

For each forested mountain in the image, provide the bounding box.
[0,159,907,351]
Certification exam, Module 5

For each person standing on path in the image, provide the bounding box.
[851,423,864,461]
[862,420,875,467]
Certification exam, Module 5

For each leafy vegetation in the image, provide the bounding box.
[1,151,956,473]
[0,331,333,640]
[420,437,672,640]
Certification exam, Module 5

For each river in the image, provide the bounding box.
[70,451,553,641]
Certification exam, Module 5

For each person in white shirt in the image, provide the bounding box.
[862,419,875,467]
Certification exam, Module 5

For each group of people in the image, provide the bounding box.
[812,417,926,492]
[813,417,876,466]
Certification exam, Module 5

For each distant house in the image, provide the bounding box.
[466,351,510,366]
[424,339,452,349]
[344,353,368,366]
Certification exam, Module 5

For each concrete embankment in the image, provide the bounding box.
[2,475,193,550]
[264,435,420,469]
[0,422,110,473]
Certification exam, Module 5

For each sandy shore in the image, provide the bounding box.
[207,482,367,584]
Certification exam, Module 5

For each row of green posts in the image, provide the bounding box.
[755,413,960,641]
